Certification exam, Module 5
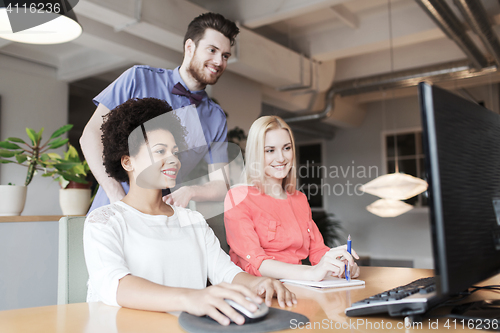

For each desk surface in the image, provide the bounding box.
[1,267,499,333]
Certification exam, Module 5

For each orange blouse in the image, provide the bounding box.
[224,185,330,276]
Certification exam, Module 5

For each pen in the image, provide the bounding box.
[346,234,351,281]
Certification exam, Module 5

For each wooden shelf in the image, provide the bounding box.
[0,215,66,223]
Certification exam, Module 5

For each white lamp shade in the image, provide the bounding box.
[366,198,414,218]
[0,8,82,44]
[360,173,428,200]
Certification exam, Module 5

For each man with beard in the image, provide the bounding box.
[80,12,239,213]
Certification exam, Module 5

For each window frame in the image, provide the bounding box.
[381,127,429,211]
[296,139,327,212]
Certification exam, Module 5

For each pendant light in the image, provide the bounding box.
[363,0,428,217]
[0,1,82,44]
[361,173,428,201]
[366,198,414,218]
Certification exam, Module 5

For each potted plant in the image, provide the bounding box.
[42,144,92,215]
[0,182,27,216]
[0,125,73,216]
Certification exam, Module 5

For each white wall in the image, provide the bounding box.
[210,70,262,132]
[0,54,68,215]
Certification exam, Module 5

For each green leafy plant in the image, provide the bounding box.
[42,143,90,189]
[312,211,345,248]
[0,125,73,186]
[228,126,247,162]
[228,126,247,149]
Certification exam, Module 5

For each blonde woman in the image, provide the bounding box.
[224,116,360,281]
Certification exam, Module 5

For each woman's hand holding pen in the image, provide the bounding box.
[307,245,360,281]
[328,245,360,279]
[345,262,360,279]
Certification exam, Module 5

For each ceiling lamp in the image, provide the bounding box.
[361,0,428,218]
[0,2,82,44]
[366,198,414,218]
[360,173,428,200]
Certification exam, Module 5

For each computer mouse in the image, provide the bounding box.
[224,297,269,323]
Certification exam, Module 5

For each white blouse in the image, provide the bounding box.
[83,201,242,306]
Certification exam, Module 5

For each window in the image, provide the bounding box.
[384,129,428,207]
[297,142,324,209]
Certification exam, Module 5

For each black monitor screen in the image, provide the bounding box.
[419,82,500,297]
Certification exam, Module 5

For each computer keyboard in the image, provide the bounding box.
[345,277,437,317]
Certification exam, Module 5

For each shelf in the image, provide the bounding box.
[0,215,65,223]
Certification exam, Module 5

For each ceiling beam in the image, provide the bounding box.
[334,37,465,81]
[0,39,11,48]
[72,16,183,70]
[238,0,349,28]
[308,0,445,61]
[75,0,204,53]
[57,49,132,82]
[0,44,59,68]
[330,4,359,29]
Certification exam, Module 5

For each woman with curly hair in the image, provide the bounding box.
[83,98,295,326]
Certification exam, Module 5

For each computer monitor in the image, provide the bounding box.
[419,82,500,300]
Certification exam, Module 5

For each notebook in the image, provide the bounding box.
[280,276,365,289]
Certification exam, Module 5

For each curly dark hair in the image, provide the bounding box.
[101,98,187,183]
[184,12,239,47]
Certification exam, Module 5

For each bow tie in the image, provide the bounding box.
[171,82,203,107]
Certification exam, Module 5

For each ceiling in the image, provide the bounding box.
[2,0,500,113]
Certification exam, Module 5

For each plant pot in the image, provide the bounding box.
[59,188,91,216]
[0,185,27,216]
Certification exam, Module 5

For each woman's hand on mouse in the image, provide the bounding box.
[181,282,259,326]
[247,276,297,308]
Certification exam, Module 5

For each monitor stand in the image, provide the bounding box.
[451,299,500,319]
[403,300,500,331]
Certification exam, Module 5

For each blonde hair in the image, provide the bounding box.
[245,116,297,194]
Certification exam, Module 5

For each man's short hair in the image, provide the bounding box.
[184,12,239,47]
[101,98,187,183]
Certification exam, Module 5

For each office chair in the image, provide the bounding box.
[195,201,229,254]
[57,216,88,304]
